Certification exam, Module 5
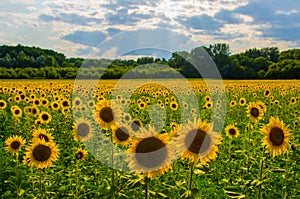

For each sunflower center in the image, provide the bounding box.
[15,109,20,115]
[250,107,259,118]
[38,134,49,142]
[100,107,114,123]
[185,129,212,154]
[229,129,236,135]
[11,141,21,150]
[131,120,142,131]
[269,127,284,146]
[135,137,167,168]
[115,127,129,142]
[77,123,90,137]
[76,151,84,160]
[0,102,4,107]
[42,114,49,121]
[32,144,51,162]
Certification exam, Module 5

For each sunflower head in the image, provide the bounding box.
[39,111,52,124]
[261,117,290,157]
[112,124,132,146]
[75,148,88,161]
[32,128,54,142]
[247,102,264,122]
[127,126,175,179]
[175,119,222,165]
[225,124,240,139]
[73,119,93,141]
[5,135,26,154]
[95,99,120,130]
[24,139,59,169]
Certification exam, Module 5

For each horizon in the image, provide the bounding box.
[1,0,300,59]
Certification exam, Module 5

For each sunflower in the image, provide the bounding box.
[32,128,54,143]
[72,96,82,107]
[240,98,247,106]
[95,99,119,130]
[256,100,267,113]
[73,119,93,141]
[230,100,237,107]
[50,101,60,111]
[261,117,290,157]
[290,97,297,105]
[175,119,222,165]
[204,101,213,109]
[0,99,7,109]
[5,135,26,154]
[130,119,143,132]
[24,139,59,169]
[247,102,264,122]
[127,126,175,179]
[138,101,146,109]
[75,148,88,161]
[112,124,132,145]
[39,111,52,124]
[11,105,22,117]
[225,124,240,139]
[170,101,179,111]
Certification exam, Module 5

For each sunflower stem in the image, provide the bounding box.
[188,162,194,192]
[39,169,43,199]
[15,152,19,199]
[228,138,232,185]
[257,151,264,199]
[111,130,115,199]
[75,160,79,199]
[144,177,150,199]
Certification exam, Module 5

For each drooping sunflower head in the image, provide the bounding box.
[73,119,93,141]
[75,148,88,161]
[261,117,290,157]
[175,119,222,165]
[24,139,59,169]
[127,126,175,179]
[95,99,119,130]
[247,102,264,122]
[225,124,240,139]
[32,128,54,143]
[5,135,26,154]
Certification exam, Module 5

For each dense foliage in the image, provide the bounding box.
[0,44,299,79]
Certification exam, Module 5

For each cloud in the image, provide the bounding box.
[106,28,122,36]
[215,9,243,24]
[62,31,107,46]
[39,13,102,26]
[177,14,223,31]
[123,48,172,59]
[105,9,152,25]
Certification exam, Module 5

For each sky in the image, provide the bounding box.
[0,0,300,59]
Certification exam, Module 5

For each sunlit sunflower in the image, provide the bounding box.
[72,96,82,107]
[240,98,247,106]
[290,97,297,105]
[247,102,264,122]
[95,99,119,130]
[261,117,290,157]
[138,101,146,109]
[11,105,22,118]
[204,101,213,109]
[112,124,132,145]
[75,148,88,161]
[5,135,26,154]
[131,119,143,132]
[32,128,54,143]
[50,101,60,111]
[127,126,175,179]
[0,99,7,109]
[170,101,179,111]
[225,124,240,139]
[24,139,59,169]
[39,111,52,124]
[73,119,93,141]
[175,119,222,165]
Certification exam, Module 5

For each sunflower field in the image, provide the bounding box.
[0,79,299,199]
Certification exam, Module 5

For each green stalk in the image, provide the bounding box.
[111,130,115,199]
[75,160,79,199]
[39,169,43,199]
[188,162,194,192]
[15,152,19,199]
[144,177,149,199]
[228,138,232,185]
[257,151,265,199]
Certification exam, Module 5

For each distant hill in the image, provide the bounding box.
[0,44,299,79]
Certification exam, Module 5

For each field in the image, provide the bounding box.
[0,79,299,199]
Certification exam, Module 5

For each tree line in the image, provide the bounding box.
[0,44,299,79]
